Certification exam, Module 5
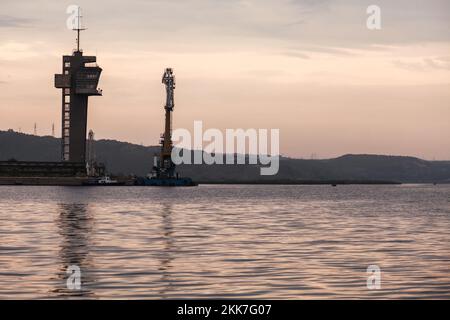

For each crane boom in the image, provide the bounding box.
[153,68,176,179]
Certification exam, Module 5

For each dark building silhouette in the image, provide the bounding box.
[55,50,102,162]
[0,9,105,185]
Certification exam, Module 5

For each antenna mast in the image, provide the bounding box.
[73,7,86,52]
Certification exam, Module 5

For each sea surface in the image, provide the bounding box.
[0,184,449,299]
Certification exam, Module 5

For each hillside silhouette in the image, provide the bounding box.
[1,130,449,183]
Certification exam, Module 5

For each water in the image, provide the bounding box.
[0,184,449,299]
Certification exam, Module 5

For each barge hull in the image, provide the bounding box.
[0,176,88,186]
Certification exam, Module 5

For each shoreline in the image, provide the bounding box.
[2,176,449,186]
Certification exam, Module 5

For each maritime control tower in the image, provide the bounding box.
[54,11,102,163]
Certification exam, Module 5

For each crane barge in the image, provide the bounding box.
[136,68,196,186]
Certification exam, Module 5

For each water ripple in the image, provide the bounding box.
[0,184,449,299]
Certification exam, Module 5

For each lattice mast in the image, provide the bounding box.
[86,130,96,176]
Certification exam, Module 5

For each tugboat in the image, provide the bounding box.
[137,68,197,187]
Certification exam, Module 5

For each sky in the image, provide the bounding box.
[0,0,449,159]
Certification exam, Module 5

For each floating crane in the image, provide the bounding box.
[153,68,176,179]
[138,68,196,186]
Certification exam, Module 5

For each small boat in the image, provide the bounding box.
[98,176,118,185]
[83,176,125,186]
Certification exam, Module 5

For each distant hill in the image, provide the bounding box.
[1,130,450,183]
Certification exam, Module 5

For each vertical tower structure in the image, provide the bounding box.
[54,10,102,163]
[143,69,196,186]
[155,68,176,178]
[86,129,96,176]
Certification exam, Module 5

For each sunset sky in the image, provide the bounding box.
[0,0,449,159]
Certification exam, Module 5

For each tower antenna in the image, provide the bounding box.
[73,6,86,52]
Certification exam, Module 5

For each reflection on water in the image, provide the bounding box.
[0,184,449,299]
[159,204,174,298]
[52,204,95,298]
